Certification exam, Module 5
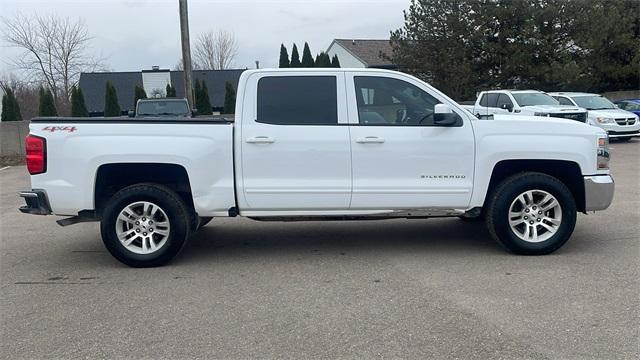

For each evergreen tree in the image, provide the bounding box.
[290,44,301,67]
[165,83,177,97]
[104,81,121,116]
[38,87,58,116]
[0,92,7,121]
[194,79,203,112]
[315,52,332,67]
[71,86,89,117]
[1,88,22,121]
[279,44,290,68]
[223,81,236,114]
[331,54,341,68]
[199,80,213,115]
[134,85,147,107]
[301,42,315,67]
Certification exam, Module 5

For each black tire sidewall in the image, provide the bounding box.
[489,174,577,255]
[100,184,190,267]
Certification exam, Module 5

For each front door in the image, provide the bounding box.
[239,72,352,211]
[346,72,475,210]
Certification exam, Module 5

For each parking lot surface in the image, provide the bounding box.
[1,141,638,359]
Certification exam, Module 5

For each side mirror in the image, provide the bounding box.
[433,104,463,127]
[501,103,513,112]
[128,110,135,118]
[191,109,198,117]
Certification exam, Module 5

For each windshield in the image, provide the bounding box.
[511,93,560,106]
[572,95,616,110]
[622,102,640,111]
[137,101,189,117]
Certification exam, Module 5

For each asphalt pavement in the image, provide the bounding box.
[1,140,638,359]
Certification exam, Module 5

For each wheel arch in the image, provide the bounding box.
[484,159,585,212]
[94,163,194,215]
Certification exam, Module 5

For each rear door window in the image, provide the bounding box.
[257,76,338,125]
[486,93,499,107]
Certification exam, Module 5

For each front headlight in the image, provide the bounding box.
[534,112,549,117]
[595,116,614,124]
[597,136,610,170]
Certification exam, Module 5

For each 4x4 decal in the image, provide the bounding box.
[42,126,77,133]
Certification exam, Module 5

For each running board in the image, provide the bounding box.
[56,211,100,227]
[249,209,466,222]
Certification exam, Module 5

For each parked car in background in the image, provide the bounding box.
[129,98,195,118]
[550,93,640,141]
[462,90,588,123]
[613,99,640,117]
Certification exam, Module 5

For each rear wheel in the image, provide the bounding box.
[100,184,191,267]
[486,172,576,255]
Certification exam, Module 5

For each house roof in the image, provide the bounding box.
[331,39,395,68]
[79,69,245,113]
[79,71,142,113]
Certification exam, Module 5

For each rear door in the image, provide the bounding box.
[238,72,352,211]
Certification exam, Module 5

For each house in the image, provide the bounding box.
[326,39,397,69]
[79,67,245,116]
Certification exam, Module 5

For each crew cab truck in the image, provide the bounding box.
[19,69,614,267]
[549,92,640,141]
[463,89,588,123]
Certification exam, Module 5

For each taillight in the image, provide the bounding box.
[25,135,46,175]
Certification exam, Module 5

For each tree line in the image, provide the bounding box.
[1,80,237,120]
[279,42,341,68]
[390,0,640,100]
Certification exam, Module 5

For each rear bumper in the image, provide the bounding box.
[19,189,52,215]
[584,175,614,211]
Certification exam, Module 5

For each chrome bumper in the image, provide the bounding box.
[584,175,614,211]
[18,189,52,215]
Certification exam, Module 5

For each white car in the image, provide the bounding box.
[549,92,640,141]
[19,69,614,267]
[465,89,588,123]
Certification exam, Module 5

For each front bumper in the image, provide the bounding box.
[584,175,614,211]
[607,130,640,138]
[18,189,52,215]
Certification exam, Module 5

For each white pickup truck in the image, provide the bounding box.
[20,69,614,267]
[462,89,588,123]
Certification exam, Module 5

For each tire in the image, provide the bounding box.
[100,183,192,267]
[194,216,213,231]
[485,172,577,255]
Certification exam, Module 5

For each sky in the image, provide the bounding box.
[0,0,408,74]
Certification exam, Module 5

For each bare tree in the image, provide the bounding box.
[3,13,104,102]
[193,30,238,70]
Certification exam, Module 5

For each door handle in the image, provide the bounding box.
[246,136,275,144]
[356,136,385,144]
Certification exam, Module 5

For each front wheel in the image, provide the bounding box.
[485,172,577,255]
[100,184,191,267]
